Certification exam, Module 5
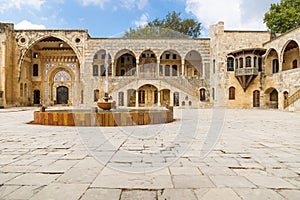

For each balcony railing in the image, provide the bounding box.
[235,67,258,76]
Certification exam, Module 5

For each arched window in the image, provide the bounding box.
[93,65,98,76]
[172,65,177,76]
[293,59,297,69]
[213,59,216,73]
[200,88,206,101]
[227,57,234,71]
[118,92,124,106]
[254,57,257,67]
[258,57,262,72]
[33,64,38,76]
[24,84,27,97]
[159,65,163,75]
[165,65,170,76]
[239,58,243,68]
[229,87,235,100]
[173,92,179,106]
[94,89,99,102]
[101,65,105,76]
[138,90,145,104]
[272,59,279,73]
[246,56,251,67]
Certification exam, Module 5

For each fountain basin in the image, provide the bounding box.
[33,108,173,126]
[97,101,115,110]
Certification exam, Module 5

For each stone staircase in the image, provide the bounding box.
[284,89,300,109]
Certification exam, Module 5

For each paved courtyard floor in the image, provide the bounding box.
[0,107,299,200]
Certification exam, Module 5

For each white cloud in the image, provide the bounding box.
[80,0,110,9]
[137,0,148,10]
[120,0,148,10]
[134,13,148,27]
[15,20,46,29]
[0,0,46,12]
[185,0,280,34]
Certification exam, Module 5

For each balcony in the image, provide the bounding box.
[235,67,258,76]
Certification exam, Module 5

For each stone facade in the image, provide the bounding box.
[0,21,299,110]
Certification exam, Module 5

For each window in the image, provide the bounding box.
[172,65,177,76]
[138,90,145,104]
[159,65,163,75]
[94,54,98,59]
[212,88,215,100]
[93,65,98,76]
[235,59,238,69]
[174,92,179,106]
[213,59,216,73]
[118,92,124,106]
[227,57,234,71]
[272,59,279,73]
[246,56,251,67]
[239,58,243,68]
[101,65,105,76]
[293,59,297,69]
[258,58,262,72]
[229,87,235,100]
[33,53,38,58]
[254,57,257,67]
[166,54,170,59]
[154,90,158,104]
[33,64,38,76]
[94,89,99,102]
[173,54,177,59]
[165,65,170,76]
[200,88,206,101]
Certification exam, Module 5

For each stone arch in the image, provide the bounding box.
[184,50,203,77]
[281,40,300,71]
[160,49,181,76]
[17,34,82,81]
[139,49,158,78]
[115,49,137,76]
[264,87,278,109]
[92,49,112,76]
[264,48,279,75]
[138,84,159,107]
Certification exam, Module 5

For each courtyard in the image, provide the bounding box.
[0,107,299,199]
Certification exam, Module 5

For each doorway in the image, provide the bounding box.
[33,90,40,105]
[56,86,69,104]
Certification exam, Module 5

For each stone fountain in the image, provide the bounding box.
[97,49,115,110]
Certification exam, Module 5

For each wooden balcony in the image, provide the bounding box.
[235,67,258,76]
[235,67,259,91]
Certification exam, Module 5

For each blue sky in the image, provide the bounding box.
[0,0,280,37]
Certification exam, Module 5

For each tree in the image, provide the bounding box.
[123,11,201,38]
[264,0,300,34]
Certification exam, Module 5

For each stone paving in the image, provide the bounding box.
[0,107,299,199]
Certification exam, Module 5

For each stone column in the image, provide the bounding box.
[136,59,139,78]
[157,90,161,106]
[111,59,115,77]
[181,59,185,77]
[135,90,139,107]
[170,91,174,106]
[157,60,160,78]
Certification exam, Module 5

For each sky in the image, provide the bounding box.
[0,0,280,38]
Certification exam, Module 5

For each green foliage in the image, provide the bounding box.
[123,11,201,39]
[264,0,300,33]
